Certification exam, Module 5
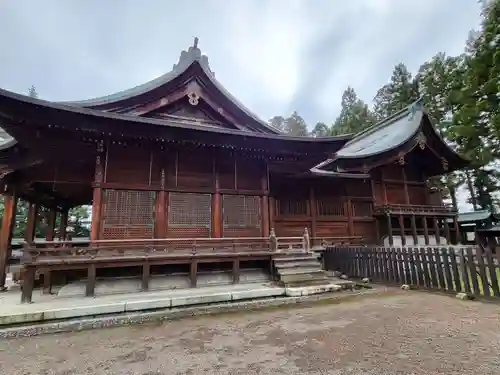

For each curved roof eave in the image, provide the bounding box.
[58,41,281,134]
[0,88,353,145]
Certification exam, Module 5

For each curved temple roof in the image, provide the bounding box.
[60,37,280,135]
[312,97,469,176]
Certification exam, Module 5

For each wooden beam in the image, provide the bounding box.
[59,208,68,240]
[24,203,38,243]
[399,214,406,246]
[261,163,270,237]
[387,213,393,246]
[45,209,56,241]
[433,216,440,245]
[309,186,317,239]
[0,190,17,290]
[410,215,418,245]
[212,155,222,237]
[90,142,105,241]
[423,216,430,245]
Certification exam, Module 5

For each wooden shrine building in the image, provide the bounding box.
[0,39,469,296]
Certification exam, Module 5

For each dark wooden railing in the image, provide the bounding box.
[324,245,500,299]
[373,204,456,215]
[311,236,364,247]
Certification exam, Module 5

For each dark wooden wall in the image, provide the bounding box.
[372,165,428,207]
[95,144,268,240]
[271,177,376,242]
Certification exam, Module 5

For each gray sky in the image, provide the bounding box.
[0,0,482,126]
[0,0,481,212]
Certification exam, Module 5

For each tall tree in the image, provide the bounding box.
[373,63,419,120]
[283,111,309,136]
[268,115,286,133]
[28,85,38,98]
[331,87,376,135]
[310,122,329,137]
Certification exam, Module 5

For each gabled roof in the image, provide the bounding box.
[60,38,280,135]
[312,97,469,176]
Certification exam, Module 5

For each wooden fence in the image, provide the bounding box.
[324,246,500,299]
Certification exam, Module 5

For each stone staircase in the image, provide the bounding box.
[272,250,331,287]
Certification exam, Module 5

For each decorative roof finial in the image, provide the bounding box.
[193,37,199,49]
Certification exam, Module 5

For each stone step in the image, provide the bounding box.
[280,273,329,284]
[277,267,324,276]
[283,278,332,287]
[273,255,317,262]
[274,260,321,269]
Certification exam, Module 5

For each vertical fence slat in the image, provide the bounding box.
[433,247,446,290]
[484,249,500,297]
[427,247,439,289]
[466,247,480,296]
[476,249,491,298]
[413,247,425,287]
[386,247,395,283]
[408,248,418,286]
[381,247,389,282]
[419,247,431,288]
[441,247,454,291]
[460,247,472,295]
[448,247,462,293]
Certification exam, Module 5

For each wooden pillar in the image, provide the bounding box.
[0,190,17,290]
[24,203,38,244]
[381,169,388,205]
[399,214,406,246]
[59,208,68,240]
[443,218,451,245]
[90,141,105,241]
[211,155,222,238]
[309,186,317,240]
[402,167,410,204]
[269,197,275,232]
[386,213,393,246]
[45,209,56,241]
[375,218,381,244]
[232,259,240,284]
[261,164,269,237]
[346,198,354,237]
[155,167,167,238]
[453,215,460,244]
[410,215,418,245]
[433,216,440,245]
[423,216,430,245]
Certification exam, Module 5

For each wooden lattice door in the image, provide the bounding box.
[101,189,156,239]
[222,195,261,237]
[167,192,211,238]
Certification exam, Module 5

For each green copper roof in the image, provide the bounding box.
[336,98,424,158]
[455,210,495,223]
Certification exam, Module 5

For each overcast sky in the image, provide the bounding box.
[0,0,482,126]
[0,0,482,212]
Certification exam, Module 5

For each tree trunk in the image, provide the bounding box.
[465,170,477,210]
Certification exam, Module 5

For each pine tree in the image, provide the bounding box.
[331,87,376,135]
[28,85,38,98]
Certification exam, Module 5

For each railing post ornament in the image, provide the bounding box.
[303,227,310,252]
[269,228,277,252]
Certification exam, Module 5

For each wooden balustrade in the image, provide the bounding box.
[374,204,456,215]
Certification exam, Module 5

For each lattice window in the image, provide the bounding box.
[223,195,261,228]
[102,189,155,239]
[168,192,211,227]
[317,199,345,216]
[276,198,308,216]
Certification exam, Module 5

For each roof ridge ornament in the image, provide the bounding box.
[172,37,214,76]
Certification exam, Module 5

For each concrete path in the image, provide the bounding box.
[1,291,499,374]
[0,282,285,326]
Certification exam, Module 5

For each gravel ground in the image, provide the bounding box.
[0,291,499,375]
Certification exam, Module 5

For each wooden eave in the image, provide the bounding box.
[312,102,469,177]
[0,88,351,160]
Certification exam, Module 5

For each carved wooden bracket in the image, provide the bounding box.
[415,132,426,150]
[187,91,200,106]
